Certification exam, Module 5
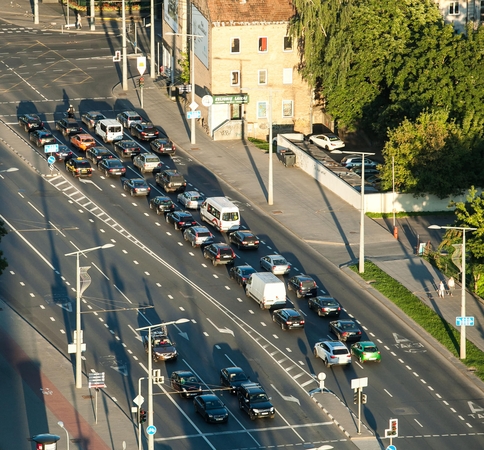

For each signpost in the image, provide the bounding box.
[187,111,201,119]
[88,372,106,424]
[351,377,368,434]
[456,316,474,326]
[137,56,147,108]
[146,425,157,436]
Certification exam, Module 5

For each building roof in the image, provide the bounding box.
[203,0,294,26]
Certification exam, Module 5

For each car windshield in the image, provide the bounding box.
[250,393,268,403]
[92,114,104,120]
[206,399,224,409]
[222,212,239,221]
[328,135,339,141]
[181,376,198,383]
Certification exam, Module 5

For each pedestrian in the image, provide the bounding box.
[77,13,82,30]
[438,280,446,298]
[448,277,455,296]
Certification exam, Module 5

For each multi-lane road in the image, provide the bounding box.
[1,20,484,450]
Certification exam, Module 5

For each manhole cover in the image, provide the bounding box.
[272,210,283,215]
[82,395,93,399]
[391,406,418,415]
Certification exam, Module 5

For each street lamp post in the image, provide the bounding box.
[57,421,69,450]
[136,318,189,450]
[428,224,477,359]
[65,244,114,389]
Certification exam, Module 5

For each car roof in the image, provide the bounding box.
[292,274,313,281]
[211,242,231,248]
[224,366,244,374]
[190,226,209,232]
[280,308,301,316]
[320,340,348,349]
[76,134,93,139]
[154,195,171,200]
[198,394,219,401]
[184,190,200,196]
[172,370,195,376]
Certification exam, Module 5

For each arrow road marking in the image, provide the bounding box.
[111,363,128,376]
[206,318,234,336]
[128,324,143,341]
[270,384,300,405]
[173,324,189,340]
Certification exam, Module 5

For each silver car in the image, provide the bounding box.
[313,341,352,367]
[260,254,291,275]
[183,226,213,247]
[177,190,204,209]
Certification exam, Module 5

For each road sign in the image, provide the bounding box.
[47,156,56,165]
[88,372,106,389]
[351,377,368,389]
[146,425,157,435]
[386,446,397,450]
[190,101,199,111]
[137,56,147,75]
[133,394,144,406]
[187,110,201,119]
[68,343,86,353]
[456,316,475,326]
[202,95,214,107]
[45,144,59,154]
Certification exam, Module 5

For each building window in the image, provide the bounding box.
[258,37,268,52]
[258,69,267,85]
[283,68,293,84]
[231,104,242,120]
[231,71,240,86]
[449,2,459,14]
[283,36,293,51]
[282,100,293,118]
[257,101,268,119]
[231,38,240,54]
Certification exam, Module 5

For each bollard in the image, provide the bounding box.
[393,226,398,239]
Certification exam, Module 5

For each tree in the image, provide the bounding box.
[0,220,7,276]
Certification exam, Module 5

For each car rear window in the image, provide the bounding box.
[273,259,287,265]
[76,162,91,168]
[364,346,377,352]
[198,231,211,237]
[219,248,233,256]
[146,157,159,162]
[300,280,315,288]
[133,180,146,186]
[333,349,349,355]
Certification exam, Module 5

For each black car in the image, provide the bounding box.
[237,382,275,420]
[130,122,159,140]
[229,264,257,287]
[170,370,203,398]
[156,169,186,193]
[149,196,176,215]
[55,118,83,137]
[287,274,318,298]
[203,243,236,267]
[114,140,141,158]
[98,158,126,177]
[150,137,176,155]
[272,308,305,330]
[86,146,112,163]
[143,331,177,362]
[308,296,341,317]
[165,210,197,230]
[18,114,43,132]
[65,157,92,178]
[194,394,229,423]
[45,144,73,162]
[81,111,106,129]
[329,319,362,342]
[122,178,151,196]
[30,129,56,147]
[228,230,260,250]
[220,367,249,394]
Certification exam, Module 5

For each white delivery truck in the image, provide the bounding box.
[245,272,287,310]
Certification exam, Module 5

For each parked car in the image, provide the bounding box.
[81,111,106,129]
[170,371,203,398]
[177,191,204,209]
[308,296,341,317]
[329,319,362,342]
[65,157,92,178]
[220,367,250,394]
[260,255,291,275]
[350,341,381,363]
[165,210,198,230]
[313,340,352,367]
[149,196,176,215]
[143,330,178,362]
[55,118,82,137]
[70,133,96,151]
[130,122,159,140]
[287,274,318,298]
[309,133,345,151]
[30,129,56,147]
[203,243,236,266]
[114,140,141,158]
[116,110,142,129]
[271,308,305,330]
[150,137,176,155]
[156,169,186,193]
[18,114,43,132]
[237,382,275,420]
[86,146,112,163]
[193,394,229,423]
[228,230,259,250]
[341,155,378,170]
[98,157,126,177]
[183,226,213,247]
[122,178,150,196]
[229,264,256,287]
[132,153,161,173]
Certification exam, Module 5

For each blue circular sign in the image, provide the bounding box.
[386,445,397,450]
[146,425,157,435]
[47,156,56,165]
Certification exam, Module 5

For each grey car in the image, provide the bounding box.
[260,254,291,275]
[183,226,213,247]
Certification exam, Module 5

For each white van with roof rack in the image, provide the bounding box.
[200,197,240,232]
[95,119,123,143]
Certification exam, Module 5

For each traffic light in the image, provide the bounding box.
[361,393,367,404]
[353,390,359,404]
[139,77,145,88]
[139,409,147,423]
[389,418,398,436]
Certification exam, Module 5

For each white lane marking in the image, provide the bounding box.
[27,201,45,217]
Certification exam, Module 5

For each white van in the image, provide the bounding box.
[95,119,123,143]
[245,272,287,310]
[200,197,240,232]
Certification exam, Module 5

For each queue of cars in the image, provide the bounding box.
[19,109,381,422]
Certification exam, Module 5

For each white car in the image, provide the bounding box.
[260,254,291,275]
[132,153,161,173]
[309,133,345,151]
[177,191,204,209]
[313,341,351,367]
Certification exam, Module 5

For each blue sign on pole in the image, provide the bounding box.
[386,445,397,450]
[44,144,59,154]
[47,156,56,165]
[456,316,475,326]
[187,110,201,119]
[146,425,157,435]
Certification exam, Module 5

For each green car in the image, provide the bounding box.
[351,341,381,363]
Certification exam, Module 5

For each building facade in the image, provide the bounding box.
[436,0,483,33]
